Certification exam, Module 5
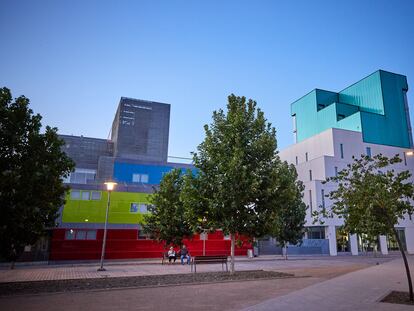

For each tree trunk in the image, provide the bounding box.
[393,227,413,301]
[230,233,235,274]
[10,261,15,270]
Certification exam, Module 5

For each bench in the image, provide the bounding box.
[161,252,178,265]
[191,255,228,273]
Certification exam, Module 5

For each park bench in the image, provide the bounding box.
[191,255,228,273]
[161,251,178,265]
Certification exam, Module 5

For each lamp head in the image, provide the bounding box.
[104,181,117,191]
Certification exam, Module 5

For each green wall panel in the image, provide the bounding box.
[62,190,151,224]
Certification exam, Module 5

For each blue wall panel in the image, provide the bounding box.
[113,162,195,185]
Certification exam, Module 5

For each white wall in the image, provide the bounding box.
[280,127,414,255]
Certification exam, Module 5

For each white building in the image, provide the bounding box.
[279,70,414,256]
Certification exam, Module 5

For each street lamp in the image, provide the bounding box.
[97,181,117,271]
[201,217,207,256]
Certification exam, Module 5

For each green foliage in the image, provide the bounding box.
[143,168,193,247]
[0,87,75,262]
[268,162,306,248]
[192,94,283,238]
[315,153,414,300]
[316,154,414,237]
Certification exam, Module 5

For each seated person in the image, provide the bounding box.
[167,246,176,263]
[180,245,191,265]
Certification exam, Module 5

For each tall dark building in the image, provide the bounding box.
[111,97,170,163]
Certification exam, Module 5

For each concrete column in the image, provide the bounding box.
[350,234,358,256]
[405,227,414,254]
[379,235,388,255]
[327,226,337,256]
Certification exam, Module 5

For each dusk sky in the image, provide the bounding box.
[1,0,413,159]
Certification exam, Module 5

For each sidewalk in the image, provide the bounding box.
[0,254,396,283]
[242,256,414,311]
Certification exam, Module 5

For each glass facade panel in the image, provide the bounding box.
[70,190,81,200]
[91,191,101,200]
[81,191,90,200]
[86,230,97,240]
[65,229,76,240]
[76,230,87,240]
[140,204,148,213]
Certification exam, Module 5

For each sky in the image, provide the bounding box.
[1,0,414,159]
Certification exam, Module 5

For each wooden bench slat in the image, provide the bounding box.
[191,255,228,273]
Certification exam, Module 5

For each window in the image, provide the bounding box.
[295,156,298,165]
[81,191,90,200]
[91,191,101,200]
[86,230,97,240]
[69,168,96,184]
[292,114,297,143]
[132,174,140,183]
[76,230,87,240]
[130,203,139,213]
[70,190,81,200]
[305,152,308,162]
[309,170,312,181]
[340,144,344,159]
[132,173,149,183]
[334,166,338,177]
[366,147,371,157]
[139,204,148,213]
[309,190,313,214]
[307,226,325,239]
[65,229,76,240]
[65,229,97,240]
[321,189,325,209]
[141,174,149,183]
[130,203,148,213]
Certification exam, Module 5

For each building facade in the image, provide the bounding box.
[279,70,414,256]
[51,97,250,260]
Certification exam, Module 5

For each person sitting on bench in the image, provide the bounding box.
[168,246,176,263]
[180,245,191,265]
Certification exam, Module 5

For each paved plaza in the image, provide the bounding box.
[0,254,413,310]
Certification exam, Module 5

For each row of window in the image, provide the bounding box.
[71,190,102,201]
[132,173,149,183]
[64,229,231,241]
[65,229,97,240]
[130,203,149,213]
[63,169,96,184]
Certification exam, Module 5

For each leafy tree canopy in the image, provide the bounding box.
[191,94,306,272]
[318,154,413,236]
[316,154,414,301]
[0,87,74,264]
[143,168,193,247]
[268,162,306,253]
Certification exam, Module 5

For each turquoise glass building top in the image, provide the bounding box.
[291,70,412,148]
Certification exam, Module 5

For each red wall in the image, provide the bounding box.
[50,229,252,260]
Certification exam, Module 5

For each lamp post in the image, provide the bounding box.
[201,217,207,256]
[98,181,117,272]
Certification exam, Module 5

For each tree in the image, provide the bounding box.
[317,154,414,301]
[192,94,289,273]
[143,168,193,248]
[0,87,74,268]
[269,162,306,259]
